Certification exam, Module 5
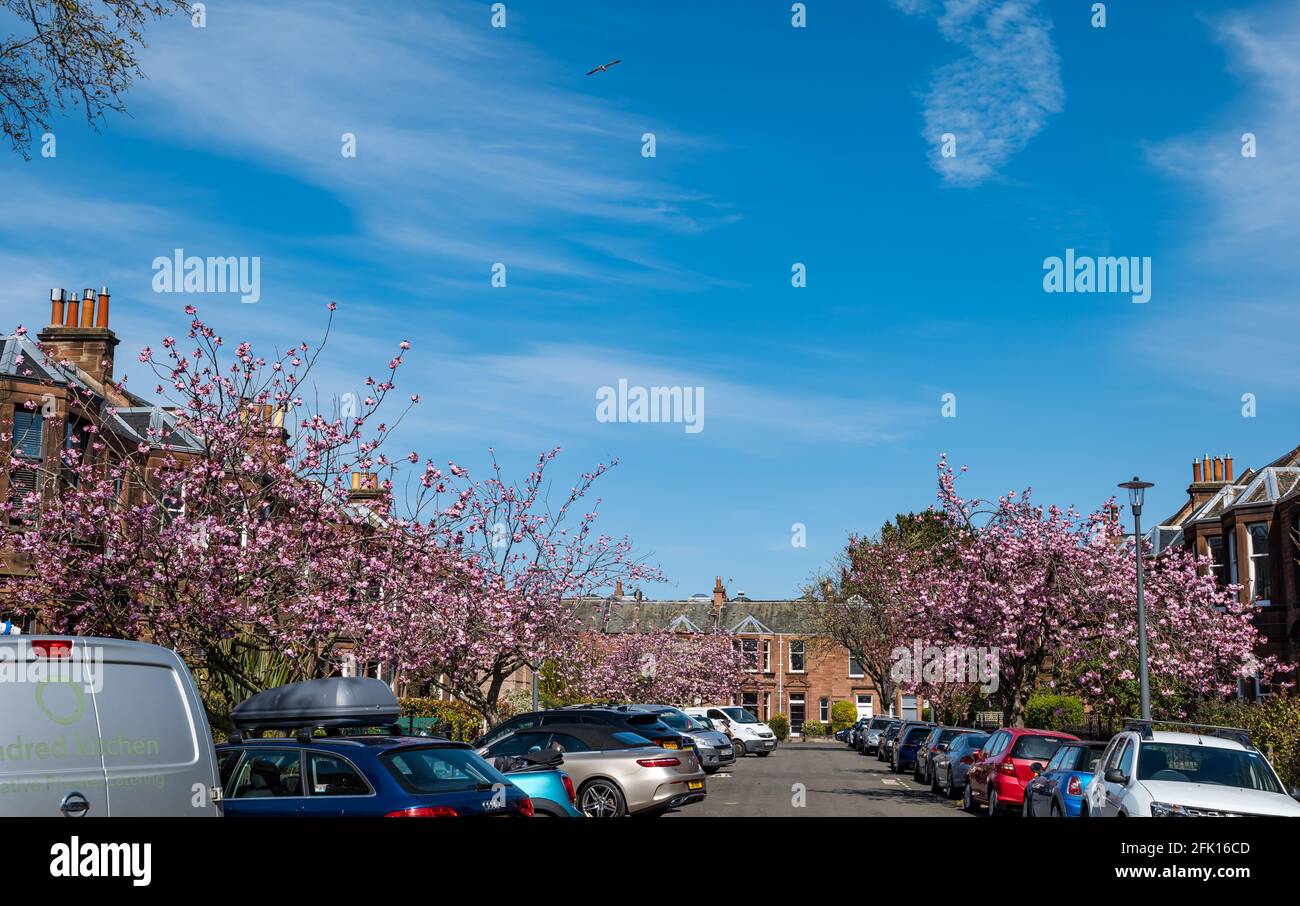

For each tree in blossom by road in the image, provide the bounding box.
[552,628,746,705]
[919,456,1282,725]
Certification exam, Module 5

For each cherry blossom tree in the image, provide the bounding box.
[551,629,746,705]
[920,456,1281,726]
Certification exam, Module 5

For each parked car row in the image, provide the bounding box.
[849,711,1300,818]
[0,636,786,818]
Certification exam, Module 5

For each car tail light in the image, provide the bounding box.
[636,757,681,768]
[31,639,72,658]
[385,806,458,817]
[1067,776,1083,796]
[561,773,577,805]
[518,797,534,817]
[998,762,1017,776]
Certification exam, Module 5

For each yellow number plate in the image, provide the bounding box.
[687,780,704,791]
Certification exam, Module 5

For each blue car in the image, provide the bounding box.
[892,723,937,774]
[485,748,584,817]
[1022,740,1107,817]
[218,676,534,817]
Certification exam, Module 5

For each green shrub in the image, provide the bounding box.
[1191,695,1300,788]
[400,697,484,742]
[830,700,858,733]
[801,720,826,738]
[768,712,790,742]
[1024,694,1085,731]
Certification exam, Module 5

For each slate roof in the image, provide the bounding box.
[1,333,203,454]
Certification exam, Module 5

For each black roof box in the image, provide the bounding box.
[231,677,401,731]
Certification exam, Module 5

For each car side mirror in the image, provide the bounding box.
[1289,785,1300,802]
[1104,768,1128,785]
[1030,762,1044,775]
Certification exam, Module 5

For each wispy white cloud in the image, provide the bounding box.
[128,0,734,286]
[891,0,1064,186]
[1146,6,1300,256]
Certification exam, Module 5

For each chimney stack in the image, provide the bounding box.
[49,288,65,326]
[713,576,727,608]
[38,283,119,387]
[1225,454,1233,482]
[1192,459,1202,483]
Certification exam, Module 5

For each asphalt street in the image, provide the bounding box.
[670,741,973,817]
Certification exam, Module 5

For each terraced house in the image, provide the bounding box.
[1151,449,1300,685]
[0,287,207,628]
[578,578,912,735]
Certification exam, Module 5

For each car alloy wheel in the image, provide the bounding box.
[963,782,976,812]
[944,772,955,799]
[987,788,1000,816]
[578,779,626,818]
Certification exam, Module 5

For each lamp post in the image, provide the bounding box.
[1119,476,1155,721]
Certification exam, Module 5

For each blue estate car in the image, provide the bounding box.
[1022,740,1108,817]
[217,734,536,817]
[218,676,536,817]
[892,723,937,774]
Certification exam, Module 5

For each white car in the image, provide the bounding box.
[685,706,778,757]
[1084,721,1300,817]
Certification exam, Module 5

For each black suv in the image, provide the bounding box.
[475,707,693,752]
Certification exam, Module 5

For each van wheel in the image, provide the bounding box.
[578,779,627,818]
[732,739,746,757]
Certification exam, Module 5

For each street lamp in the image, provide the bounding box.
[1119,476,1155,721]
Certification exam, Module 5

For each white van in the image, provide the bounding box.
[685,705,778,756]
[0,636,222,816]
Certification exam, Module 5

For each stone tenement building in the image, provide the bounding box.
[1150,447,1300,682]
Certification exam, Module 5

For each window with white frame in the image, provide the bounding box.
[1247,522,1271,604]
[1206,535,1227,585]
[761,639,771,672]
[789,639,805,673]
[819,697,829,722]
[8,407,44,525]
[1228,531,1239,585]
[848,651,865,678]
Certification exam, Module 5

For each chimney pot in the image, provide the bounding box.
[63,289,80,327]
[350,471,361,491]
[1203,453,1212,481]
[1192,459,1202,483]
[80,289,95,327]
[1213,456,1224,482]
[96,287,110,328]
[49,288,66,326]
[1225,454,1233,482]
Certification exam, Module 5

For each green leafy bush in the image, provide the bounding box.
[1024,694,1085,731]
[768,712,790,741]
[1191,695,1300,788]
[801,720,826,738]
[400,697,484,742]
[830,699,858,733]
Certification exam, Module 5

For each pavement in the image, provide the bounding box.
[669,742,973,817]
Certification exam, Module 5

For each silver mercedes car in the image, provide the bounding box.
[477,720,707,817]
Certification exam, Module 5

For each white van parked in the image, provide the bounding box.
[685,705,778,756]
[0,636,222,816]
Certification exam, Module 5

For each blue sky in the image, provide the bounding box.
[2,0,1299,599]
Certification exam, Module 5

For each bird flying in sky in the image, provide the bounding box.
[586,59,621,75]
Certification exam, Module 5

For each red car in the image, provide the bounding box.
[963,727,1079,815]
